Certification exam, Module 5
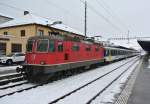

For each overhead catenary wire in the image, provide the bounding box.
[0,2,52,20]
[0,1,84,33]
[0,2,86,33]
[79,0,123,32]
[98,0,130,30]
[0,1,127,35]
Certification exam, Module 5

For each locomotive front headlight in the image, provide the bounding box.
[40,61,45,65]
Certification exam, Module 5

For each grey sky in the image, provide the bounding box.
[0,0,150,38]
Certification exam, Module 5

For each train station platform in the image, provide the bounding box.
[127,55,150,104]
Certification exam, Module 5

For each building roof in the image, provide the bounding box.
[0,13,14,19]
[0,14,84,36]
[109,39,141,50]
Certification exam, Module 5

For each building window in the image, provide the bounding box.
[11,44,22,53]
[48,31,51,36]
[37,29,44,36]
[4,32,8,35]
[21,30,25,37]
[0,43,6,55]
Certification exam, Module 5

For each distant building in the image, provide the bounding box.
[0,13,84,55]
[0,13,13,24]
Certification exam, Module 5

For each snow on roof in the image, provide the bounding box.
[138,38,150,41]
[51,24,83,36]
[0,14,84,36]
[0,13,14,19]
[109,39,141,50]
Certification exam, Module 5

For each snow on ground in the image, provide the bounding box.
[0,66,21,72]
[0,80,27,89]
[0,56,138,104]
[0,83,35,96]
[0,72,19,77]
[93,60,140,104]
[56,58,137,104]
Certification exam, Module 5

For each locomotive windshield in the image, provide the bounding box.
[36,39,48,52]
[27,40,34,52]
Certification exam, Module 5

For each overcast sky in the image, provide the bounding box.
[0,0,150,39]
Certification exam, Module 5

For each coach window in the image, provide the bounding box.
[58,41,63,52]
[115,50,116,55]
[37,39,48,52]
[105,49,108,56]
[49,40,55,52]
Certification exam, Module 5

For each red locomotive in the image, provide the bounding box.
[20,35,104,81]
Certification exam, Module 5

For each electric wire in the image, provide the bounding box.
[79,0,123,32]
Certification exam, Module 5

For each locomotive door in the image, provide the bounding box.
[63,41,70,61]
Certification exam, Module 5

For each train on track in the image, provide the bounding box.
[17,35,139,82]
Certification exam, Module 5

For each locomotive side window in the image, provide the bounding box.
[49,40,55,52]
[36,39,48,52]
[85,45,91,51]
[58,41,63,52]
[72,43,79,51]
[27,40,33,52]
[95,47,99,51]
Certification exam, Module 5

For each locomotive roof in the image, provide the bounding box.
[28,36,103,46]
[104,46,136,51]
[28,36,59,40]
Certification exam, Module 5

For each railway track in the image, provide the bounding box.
[48,57,139,104]
[0,73,26,86]
[0,56,139,101]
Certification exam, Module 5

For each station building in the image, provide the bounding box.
[0,13,84,55]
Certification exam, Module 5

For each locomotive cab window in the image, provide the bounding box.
[58,41,63,52]
[27,40,34,52]
[36,39,48,52]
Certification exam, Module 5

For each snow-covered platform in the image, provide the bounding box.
[127,55,150,104]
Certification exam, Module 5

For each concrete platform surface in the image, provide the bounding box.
[128,55,150,104]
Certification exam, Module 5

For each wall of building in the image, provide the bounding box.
[0,24,36,38]
[0,24,36,55]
